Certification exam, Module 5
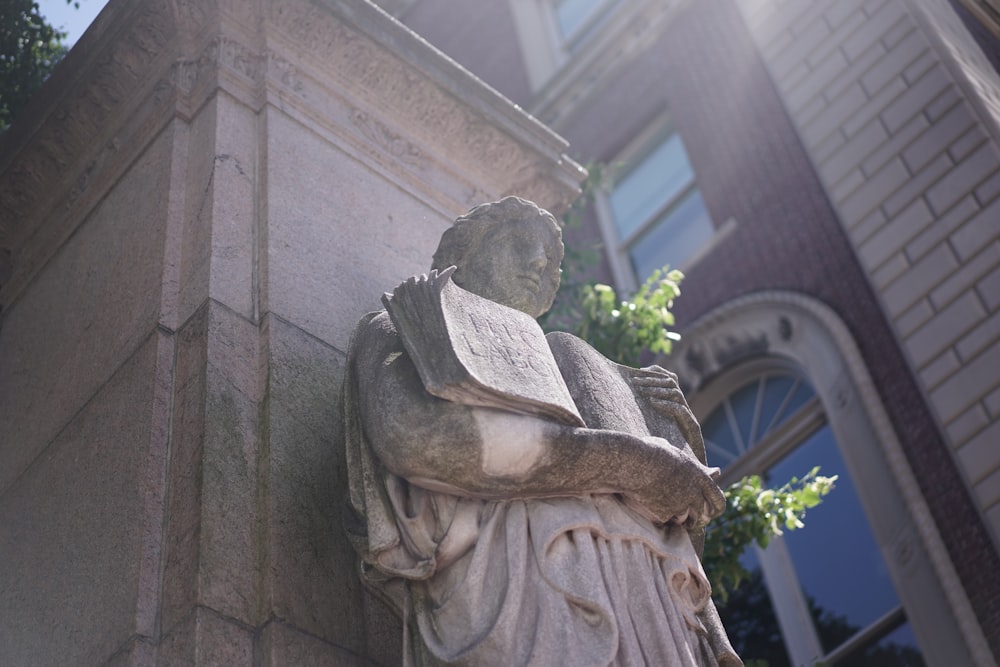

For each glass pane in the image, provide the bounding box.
[629,189,713,279]
[610,133,695,238]
[757,375,797,437]
[727,380,758,451]
[768,425,901,654]
[701,407,740,468]
[554,0,605,38]
[849,621,925,667]
[773,380,815,428]
[716,550,791,667]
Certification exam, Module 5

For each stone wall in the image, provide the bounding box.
[0,0,582,663]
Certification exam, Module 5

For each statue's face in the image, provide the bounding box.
[456,218,561,318]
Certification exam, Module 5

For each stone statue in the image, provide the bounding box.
[344,196,742,666]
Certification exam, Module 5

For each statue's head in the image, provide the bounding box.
[432,196,563,318]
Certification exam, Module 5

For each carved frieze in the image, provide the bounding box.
[350,110,426,170]
[266,0,578,209]
[676,329,771,392]
[0,0,176,252]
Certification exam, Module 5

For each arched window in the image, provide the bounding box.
[700,366,922,665]
[670,291,988,666]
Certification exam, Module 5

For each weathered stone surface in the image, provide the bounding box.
[260,620,366,666]
[0,334,159,665]
[160,304,209,638]
[199,302,266,624]
[264,315,365,650]
[0,127,172,493]
[161,300,265,634]
[266,108,449,349]
[172,107,217,330]
[102,637,157,667]
[157,607,254,667]
[363,589,404,666]
[207,93,259,320]
[0,0,587,662]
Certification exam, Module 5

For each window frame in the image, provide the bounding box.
[507,0,624,92]
[698,363,914,664]
[549,0,620,49]
[670,291,987,665]
[594,114,734,291]
[957,0,1000,39]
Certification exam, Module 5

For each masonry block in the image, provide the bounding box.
[931,339,1000,422]
[264,316,366,650]
[0,128,172,493]
[957,418,1000,484]
[905,290,984,367]
[265,109,448,351]
[0,336,160,665]
[926,142,1000,216]
[260,621,365,666]
[883,242,958,316]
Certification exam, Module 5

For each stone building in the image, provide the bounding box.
[377,0,1000,665]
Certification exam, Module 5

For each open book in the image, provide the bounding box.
[382,268,585,427]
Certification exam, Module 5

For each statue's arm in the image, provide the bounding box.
[354,313,724,524]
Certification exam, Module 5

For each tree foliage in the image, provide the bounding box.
[703,468,836,602]
[546,165,837,600]
[574,267,682,365]
[1,1,67,128]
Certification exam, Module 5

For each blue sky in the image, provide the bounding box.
[39,0,110,46]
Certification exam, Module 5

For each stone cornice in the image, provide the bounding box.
[264,0,585,212]
[0,0,185,302]
[0,0,585,306]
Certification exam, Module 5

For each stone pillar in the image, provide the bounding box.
[0,0,583,664]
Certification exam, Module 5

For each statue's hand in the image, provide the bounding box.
[630,365,689,419]
[636,436,725,527]
[630,366,705,461]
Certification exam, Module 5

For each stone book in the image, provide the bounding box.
[382,268,585,427]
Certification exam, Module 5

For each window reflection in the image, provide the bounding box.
[701,374,816,468]
[716,550,791,667]
[853,622,925,666]
[553,0,607,39]
[769,425,900,649]
[629,190,713,281]
[609,132,694,237]
[606,124,714,281]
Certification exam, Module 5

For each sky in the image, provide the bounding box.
[39,0,111,47]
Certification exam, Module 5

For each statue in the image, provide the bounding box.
[344,196,742,666]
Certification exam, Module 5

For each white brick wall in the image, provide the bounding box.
[737,0,1000,548]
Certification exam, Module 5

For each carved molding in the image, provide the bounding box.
[350,109,426,170]
[266,0,582,212]
[0,0,177,251]
[675,327,773,392]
